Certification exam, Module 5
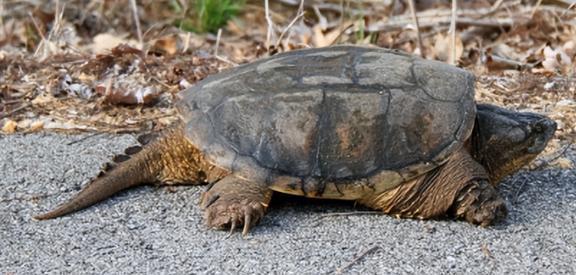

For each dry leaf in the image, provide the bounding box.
[432,33,463,62]
[312,24,344,47]
[562,40,575,57]
[542,46,572,74]
[90,33,140,54]
[95,79,160,105]
[30,120,44,132]
[552,157,573,169]
[150,35,180,56]
[2,119,17,133]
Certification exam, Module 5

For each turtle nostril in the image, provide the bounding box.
[533,123,544,133]
[534,119,557,134]
[547,120,558,132]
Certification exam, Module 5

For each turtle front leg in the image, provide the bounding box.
[200,175,273,236]
[358,148,507,226]
[451,179,508,226]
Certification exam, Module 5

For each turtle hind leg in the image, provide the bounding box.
[200,175,273,236]
[358,147,507,226]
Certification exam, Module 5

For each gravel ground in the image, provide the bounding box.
[1,133,575,274]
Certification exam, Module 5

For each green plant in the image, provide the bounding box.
[175,0,244,33]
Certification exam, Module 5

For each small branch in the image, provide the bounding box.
[214,55,238,67]
[210,28,237,66]
[530,143,573,170]
[214,28,222,57]
[531,0,544,18]
[449,0,457,65]
[276,0,369,16]
[560,2,576,17]
[481,0,505,18]
[0,102,32,119]
[365,4,563,33]
[129,0,143,47]
[335,246,380,274]
[318,211,384,219]
[407,0,423,56]
[484,54,529,71]
[182,32,191,53]
[367,17,515,33]
[264,0,275,49]
[275,0,305,49]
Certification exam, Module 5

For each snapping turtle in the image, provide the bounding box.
[35,46,556,234]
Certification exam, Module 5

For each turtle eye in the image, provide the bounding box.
[531,118,556,134]
[532,123,544,133]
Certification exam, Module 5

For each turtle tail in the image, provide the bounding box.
[34,132,165,220]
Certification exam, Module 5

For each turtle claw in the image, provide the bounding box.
[242,214,252,237]
[200,176,272,236]
[454,180,508,226]
[202,197,266,236]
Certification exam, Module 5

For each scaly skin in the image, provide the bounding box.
[358,147,507,225]
[34,127,229,220]
[35,104,556,233]
[200,176,273,236]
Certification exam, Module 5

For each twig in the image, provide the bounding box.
[560,1,576,18]
[531,143,573,170]
[275,0,305,49]
[277,0,372,16]
[129,0,143,47]
[66,133,103,145]
[531,0,544,18]
[512,177,529,204]
[182,31,191,53]
[365,4,564,33]
[264,0,275,49]
[209,29,237,67]
[0,0,4,26]
[407,0,423,56]
[480,0,506,18]
[214,55,238,66]
[484,54,530,71]
[335,246,380,274]
[33,0,66,59]
[329,23,355,47]
[214,28,222,57]
[319,211,384,219]
[449,0,457,65]
[0,102,32,119]
[30,13,47,57]
[367,17,515,33]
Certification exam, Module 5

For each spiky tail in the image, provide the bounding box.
[34,133,162,220]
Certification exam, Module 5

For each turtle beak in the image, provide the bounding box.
[527,118,557,154]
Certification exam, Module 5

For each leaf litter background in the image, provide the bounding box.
[0,0,574,169]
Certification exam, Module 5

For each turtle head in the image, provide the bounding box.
[472,103,557,184]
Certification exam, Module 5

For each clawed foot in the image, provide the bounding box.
[454,180,508,227]
[200,177,272,236]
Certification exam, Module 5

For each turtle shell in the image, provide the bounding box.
[178,45,476,199]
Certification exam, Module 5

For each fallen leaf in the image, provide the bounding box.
[2,119,17,133]
[90,33,140,54]
[150,35,180,56]
[30,120,44,132]
[541,46,572,74]
[552,157,573,169]
[95,78,160,105]
[432,33,463,62]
